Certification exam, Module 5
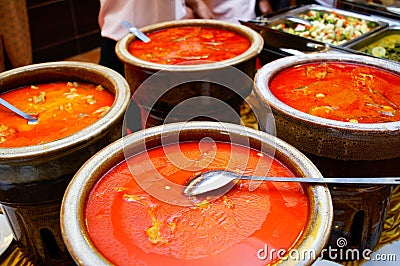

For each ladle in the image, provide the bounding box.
[0,97,38,125]
[184,170,400,197]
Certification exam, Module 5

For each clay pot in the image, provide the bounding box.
[253,53,400,260]
[253,53,400,163]
[61,121,333,265]
[0,61,131,265]
[116,19,264,128]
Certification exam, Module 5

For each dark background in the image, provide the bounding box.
[27,0,101,63]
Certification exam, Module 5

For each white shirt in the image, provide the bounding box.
[99,0,187,41]
[99,0,258,41]
[204,0,257,23]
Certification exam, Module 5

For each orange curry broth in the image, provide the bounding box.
[269,62,400,123]
[0,82,114,148]
[85,141,309,266]
[128,26,251,65]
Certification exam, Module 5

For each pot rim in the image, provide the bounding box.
[0,61,131,159]
[116,19,264,72]
[61,121,333,265]
[254,53,400,134]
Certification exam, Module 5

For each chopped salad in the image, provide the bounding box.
[270,10,379,46]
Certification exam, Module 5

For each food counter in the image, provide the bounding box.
[242,5,400,264]
[1,101,400,265]
[1,3,400,265]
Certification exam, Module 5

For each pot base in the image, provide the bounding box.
[0,176,74,265]
[306,153,396,261]
[137,98,243,128]
[1,200,74,266]
[323,184,392,261]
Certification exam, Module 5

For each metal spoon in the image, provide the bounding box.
[237,16,312,27]
[184,170,400,197]
[284,15,312,27]
[0,97,38,125]
[121,20,150,43]
[280,42,329,55]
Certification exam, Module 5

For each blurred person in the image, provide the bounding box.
[258,0,274,14]
[187,0,266,22]
[98,0,270,76]
[187,0,273,21]
[98,0,267,131]
[98,0,214,132]
[295,0,335,7]
[257,0,299,16]
[98,0,189,76]
[185,0,215,19]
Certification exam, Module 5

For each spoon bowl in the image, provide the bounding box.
[184,170,400,197]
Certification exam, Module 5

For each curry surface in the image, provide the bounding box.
[0,82,114,147]
[85,141,309,265]
[270,62,400,123]
[129,26,251,65]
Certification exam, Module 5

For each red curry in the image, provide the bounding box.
[85,141,309,265]
[0,82,114,148]
[269,62,400,123]
[128,26,251,65]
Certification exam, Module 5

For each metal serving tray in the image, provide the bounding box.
[239,18,369,65]
[345,25,400,63]
[337,0,400,25]
[343,0,400,15]
[266,4,388,47]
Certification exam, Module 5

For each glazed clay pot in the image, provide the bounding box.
[253,53,400,260]
[253,53,400,164]
[0,61,131,265]
[61,121,332,266]
[116,19,264,128]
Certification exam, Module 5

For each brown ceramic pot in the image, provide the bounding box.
[253,53,400,260]
[61,121,333,265]
[254,53,400,162]
[116,19,264,128]
[0,61,131,265]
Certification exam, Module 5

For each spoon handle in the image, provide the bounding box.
[0,97,38,124]
[184,170,400,197]
[284,15,312,26]
[243,176,400,185]
[121,20,150,43]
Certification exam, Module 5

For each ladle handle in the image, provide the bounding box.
[184,170,400,197]
[246,176,400,185]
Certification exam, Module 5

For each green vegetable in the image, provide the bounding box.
[371,46,386,57]
[270,10,375,46]
[359,34,400,62]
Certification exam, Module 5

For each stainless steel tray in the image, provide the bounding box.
[345,25,400,62]
[344,0,400,14]
[266,4,388,47]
